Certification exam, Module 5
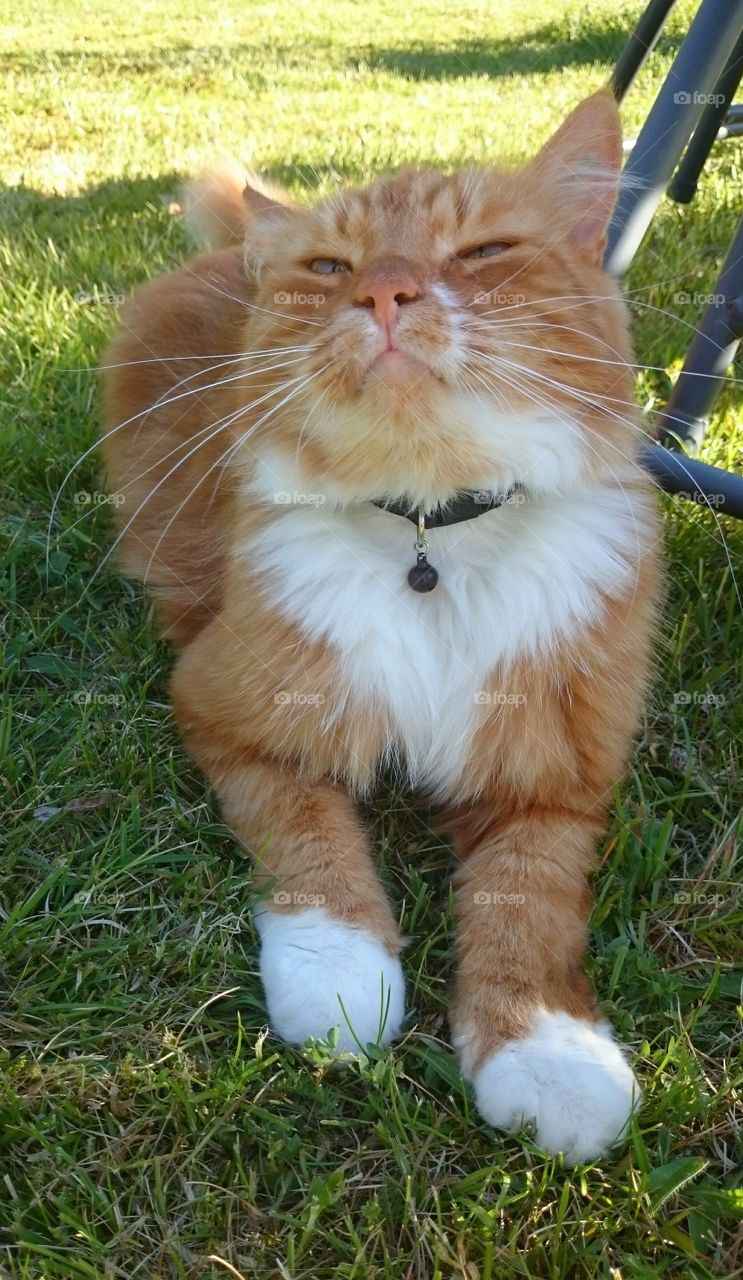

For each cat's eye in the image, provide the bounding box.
[461,241,514,259]
[308,258,352,275]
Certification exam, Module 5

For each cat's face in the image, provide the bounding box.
[238,93,635,508]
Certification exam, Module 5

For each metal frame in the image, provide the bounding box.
[656,215,743,452]
[611,0,679,102]
[605,0,743,518]
[668,25,743,203]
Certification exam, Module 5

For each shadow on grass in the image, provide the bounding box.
[0,11,686,86]
[345,19,683,83]
[0,163,366,235]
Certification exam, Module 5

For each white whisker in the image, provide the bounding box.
[47,353,311,560]
[474,351,742,611]
[183,268,324,328]
[141,364,333,583]
[86,367,318,590]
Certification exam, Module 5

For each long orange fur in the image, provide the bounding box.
[101,91,660,1142]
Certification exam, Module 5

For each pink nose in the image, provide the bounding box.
[353,273,421,332]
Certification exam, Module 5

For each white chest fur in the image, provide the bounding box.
[247,485,646,797]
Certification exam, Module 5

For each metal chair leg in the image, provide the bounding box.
[611,0,679,102]
[605,0,743,519]
[605,0,743,278]
[642,442,743,517]
[657,213,743,452]
[669,25,743,202]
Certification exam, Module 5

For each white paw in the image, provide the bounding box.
[468,1010,641,1164]
[254,907,405,1053]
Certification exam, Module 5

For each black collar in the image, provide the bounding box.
[371,487,518,527]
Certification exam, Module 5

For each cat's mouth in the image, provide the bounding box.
[362,346,443,387]
[373,349,426,373]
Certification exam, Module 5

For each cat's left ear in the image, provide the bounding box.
[242,176,292,216]
[532,90,623,264]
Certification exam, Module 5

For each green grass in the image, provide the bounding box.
[1,0,742,1275]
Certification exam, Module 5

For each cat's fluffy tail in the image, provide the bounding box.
[182,163,250,248]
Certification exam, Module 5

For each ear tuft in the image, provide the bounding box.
[533,90,623,263]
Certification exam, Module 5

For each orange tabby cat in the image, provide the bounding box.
[102,90,660,1163]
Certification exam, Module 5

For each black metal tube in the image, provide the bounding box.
[611,0,679,102]
[668,24,743,203]
[605,0,743,277]
[642,442,743,517]
[657,212,743,451]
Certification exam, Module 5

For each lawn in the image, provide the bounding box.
[1,0,742,1276]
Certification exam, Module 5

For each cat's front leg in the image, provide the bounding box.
[207,754,406,1053]
[451,810,640,1163]
[170,626,405,1055]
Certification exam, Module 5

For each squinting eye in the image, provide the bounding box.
[308,258,352,274]
[462,242,514,259]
